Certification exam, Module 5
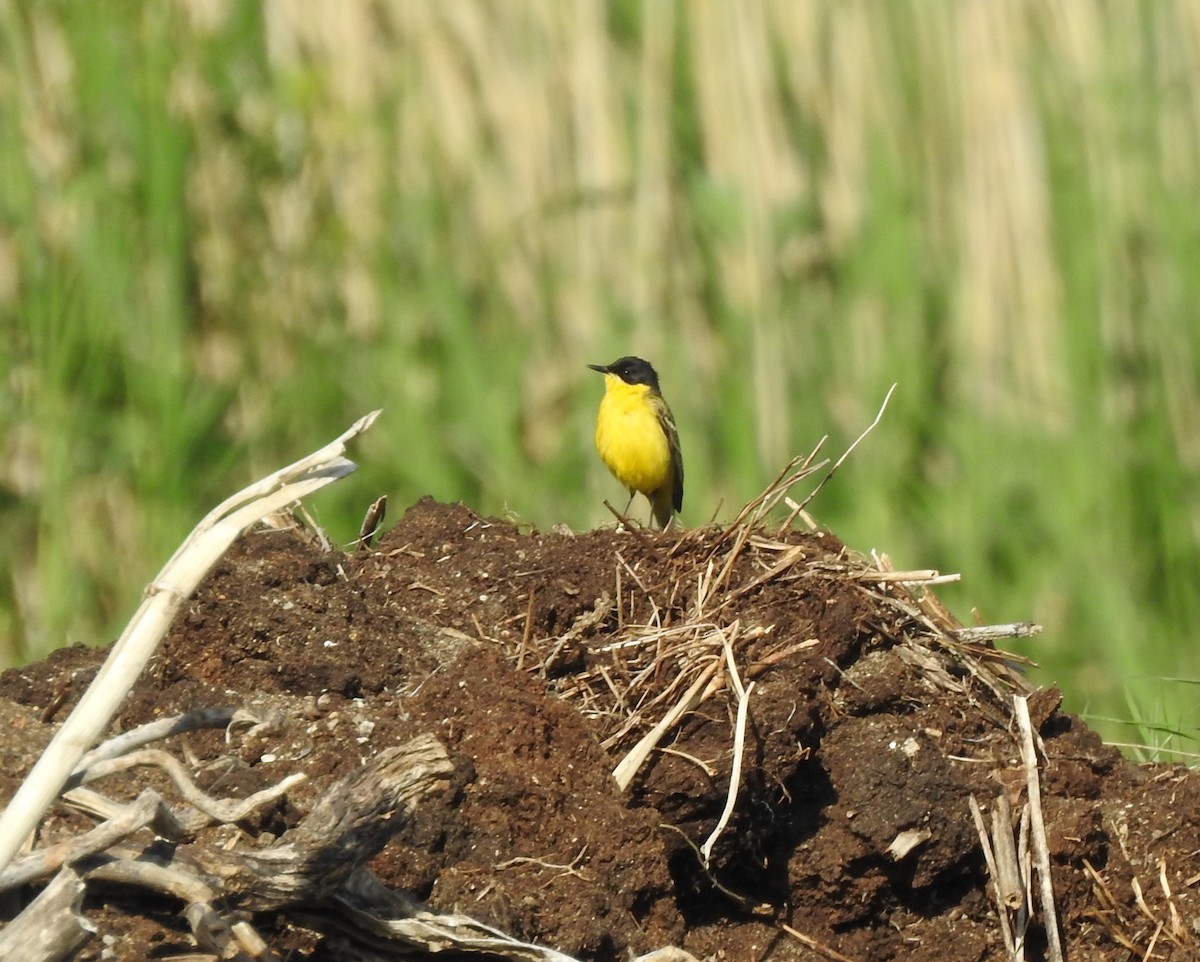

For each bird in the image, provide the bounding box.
[588,356,683,530]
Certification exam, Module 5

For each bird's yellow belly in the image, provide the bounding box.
[594,393,672,496]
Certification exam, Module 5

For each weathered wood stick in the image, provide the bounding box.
[0,789,176,894]
[0,868,92,962]
[78,734,453,914]
[198,733,454,911]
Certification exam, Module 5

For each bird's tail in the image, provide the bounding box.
[651,488,675,530]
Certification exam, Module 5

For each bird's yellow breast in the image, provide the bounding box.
[593,375,673,496]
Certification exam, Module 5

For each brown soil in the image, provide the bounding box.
[3,497,1198,960]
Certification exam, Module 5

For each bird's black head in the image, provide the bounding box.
[588,356,661,392]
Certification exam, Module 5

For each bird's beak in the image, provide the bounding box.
[587,363,608,374]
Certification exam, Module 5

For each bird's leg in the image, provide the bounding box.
[623,492,635,518]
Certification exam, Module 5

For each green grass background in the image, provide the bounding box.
[2,2,1199,756]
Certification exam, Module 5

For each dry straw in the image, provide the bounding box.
[544,387,1034,801]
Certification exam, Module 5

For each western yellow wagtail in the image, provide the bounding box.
[588,356,683,529]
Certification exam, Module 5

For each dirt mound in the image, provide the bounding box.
[3,497,1198,960]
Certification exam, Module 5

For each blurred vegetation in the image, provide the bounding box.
[2,1,1199,752]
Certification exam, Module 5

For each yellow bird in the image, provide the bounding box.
[588,356,684,529]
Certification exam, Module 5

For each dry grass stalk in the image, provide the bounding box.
[564,398,1035,800]
[951,622,1042,644]
[1129,858,1194,954]
[990,794,1027,913]
[612,660,720,791]
[783,383,897,527]
[700,635,754,864]
[1014,695,1065,962]
[970,792,1034,960]
[780,922,861,962]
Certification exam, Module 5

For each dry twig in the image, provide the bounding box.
[74,749,305,826]
[0,789,179,893]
